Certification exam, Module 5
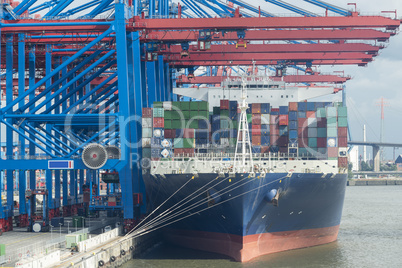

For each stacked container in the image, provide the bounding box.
[145,100,348,168]
[337,106,348,168]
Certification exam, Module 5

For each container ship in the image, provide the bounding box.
[141,77,348,262]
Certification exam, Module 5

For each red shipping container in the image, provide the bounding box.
[252,103,261,114]
[164,129,174,139]
[298,127,308,138]
[270,134,279,145]
[317,137,327,148]
[270,115,279,125]
[338,127,348,137]
[271,108,279,113]
[252,125,261,136]
[174,148,185,156]
[261,146,270,154]
[153,117,164,128]
[183,128,195,138]
[220,99,229,110]
[298,137,308,147]
[183,148,195,157]
[306,111,316,118]
[328,147,338,157]
[252,135,261,146]
[338,157,348,168]
[317,118,327,128]
[289,102,298,111]
[298,117,307,128]
[142,107,153,118]
[270,125,279,135]
[279,115,288,126]
[252,114,261,125]
[338,136,348,147]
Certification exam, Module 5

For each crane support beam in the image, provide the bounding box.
[163,43,381,54]
[170,59,369,66]
[131,15,400,30]
[142,29,393,42]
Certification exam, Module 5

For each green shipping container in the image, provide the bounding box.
[0,244,5,256]
[153,108,164,117]
[189,120,199,129]
[172,120,182,129]
[327,127,338,137]
[198,101,208,111]
[220,110,229,117]
[153,101,163,108]
[247,114,252,123]
[213,106,220,115]
[180,102,190,110]
[164,120,172,129]
[172,101,180,110]
[171,110,181,120]
[316,108,326,118]
[233,121,238,129]
[164,110,172,120]
[190,101,198,110]
[338,117,348,127]
[199,110,209,120]
[66,234,80,249]
[328,157,338,160]
[229,138,237,146]
[326,107,337,117]
[337,106,348,117]
[327,117,337,127]
[190,111,199,118]
[183,138,195,148]
[182,110,190,119]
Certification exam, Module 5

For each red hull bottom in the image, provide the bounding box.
[165,225,340,262]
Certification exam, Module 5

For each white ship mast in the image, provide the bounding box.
[234,77,253,172]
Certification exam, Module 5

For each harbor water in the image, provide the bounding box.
[123,186,402,268]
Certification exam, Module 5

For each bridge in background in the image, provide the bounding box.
[348,141,402,172]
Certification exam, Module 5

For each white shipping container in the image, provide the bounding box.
[220,138,229,146]
[307,117,317,128]
[142,138,152,147]
[163,101,172,110]
[261,114,270,125]
[142,118,153,128]
[142,128,153,138]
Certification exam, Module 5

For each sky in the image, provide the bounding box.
[23,0,402,160]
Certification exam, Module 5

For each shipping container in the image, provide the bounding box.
[327,137,338,148]
[279,115,288,126]
[261,135,270,146]
[327,127,337,137]
[317,128,327,138]
[317,137,327,148]
[142,128,152,138]
[326,107,337,117]
[153,108,164,117]
[316,108,326,118]
[252,114,261,125]
[338,117,348,127]
[289,102,298,111]
[317,118,327,128]
[154,101,163,108]
[142,107,153,117]
[142,118,153,128]
[261,114,270,125]
[338,157,348,168]
[289,130,298,140]
[270,114,279,125]
[307,117,317,128]
[289,111,298,121]
[261,103,270,114]
[252,135,261,146]
[220,99,229,110]
[153,117,164,128]
[252,146,261,153]
[307,102,315,111]
[289,121,298,130]
[279,106,289,114]
[306,111,315,118]
[337,106,347,117]
[298,102,307,112]
[338,127,348,137]
[252,103,261,113]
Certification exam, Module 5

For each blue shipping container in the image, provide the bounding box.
[298,111,306,118]
[298,102,307,111]
[261,136,270,146]
[289,121,298,130]
[229,101,237,111]
[307,102,316,111]
[289,130,298,140]
[198,119,208,129]
[289,111,298,121]
[261,103,270,114]
[252,146,261,153]
[279,106,289,114]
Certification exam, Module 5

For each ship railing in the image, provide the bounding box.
[167,152,324,162]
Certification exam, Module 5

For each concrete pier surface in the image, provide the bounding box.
[347,179,402,186]
[0,215,121,267]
